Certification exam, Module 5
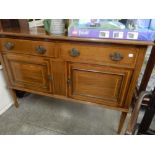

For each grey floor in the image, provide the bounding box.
[0,94,154,135]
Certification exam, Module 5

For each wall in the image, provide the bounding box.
[0,65,13,115]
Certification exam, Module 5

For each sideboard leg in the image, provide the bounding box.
[10,89,19,108]
[117,112,127,134]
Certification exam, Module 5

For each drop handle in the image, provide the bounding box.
[110,52,124,61]
[69,48,80,57]
[35,45,46,54]
[4,42,14,50]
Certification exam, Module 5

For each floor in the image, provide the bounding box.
[0,94,127,135]
[138,47,155,91]
[0,94,154,135]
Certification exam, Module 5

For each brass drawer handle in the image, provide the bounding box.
[110,52,124,61]
[35,45,46,54]
[4,42,14,50]
[70,48,80,57]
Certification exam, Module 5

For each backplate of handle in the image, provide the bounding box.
[70,48,80,57]
[35,45,46,54]
[110,52,123,61]
[4,42,14,50]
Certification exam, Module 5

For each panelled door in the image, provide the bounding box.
[3,53,53,93]
[67,62,133,107]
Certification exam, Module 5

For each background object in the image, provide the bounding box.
[0,65,13,115]
[0,19,29,32]
[28,19,44,28]
[43,19,66,35]
[149,19,155,31]
[50,19,65,35]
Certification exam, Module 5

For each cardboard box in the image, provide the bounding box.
[68,20,155,41]
[68,27,155,41]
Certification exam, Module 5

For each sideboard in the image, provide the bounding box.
[0,28,154,134]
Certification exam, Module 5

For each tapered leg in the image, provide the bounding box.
[117,112,127,134]
[9,89,19,108]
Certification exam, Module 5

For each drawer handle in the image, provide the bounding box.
[70,48,80,57]
[110,52,123,61]
[4,42,14,50]
[35,45,46,54]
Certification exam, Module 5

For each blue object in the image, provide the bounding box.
[137,19,151,29]
[149,19,155,30]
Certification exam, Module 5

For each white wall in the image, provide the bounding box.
[0,65,13,115]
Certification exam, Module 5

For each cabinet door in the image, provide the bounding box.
[3,53,52,93]
[68,63,132,107]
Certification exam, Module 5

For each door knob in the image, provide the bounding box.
[67,79,72,85]
[4,42,14,50]
[110,52,124,61]
[69,48,80,57]
[35,45,46,54]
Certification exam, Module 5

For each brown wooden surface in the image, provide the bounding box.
[125,47,147,108]
[3,53,53,93]
[18,19,29,32]
[60,42,139,68]
[0,19,29,32]
[68,62,132,108]
[0,21,2,30]
[125,91,152,134]
[1,38,58,58]
[0,20,20,30]
[0,28,152,134]
[118,112,128,134]
[51,60,67,96]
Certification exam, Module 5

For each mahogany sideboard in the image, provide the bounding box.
[0,28,154,134]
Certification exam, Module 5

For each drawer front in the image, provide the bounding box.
[60,43,139,68]
[1,38,58,58]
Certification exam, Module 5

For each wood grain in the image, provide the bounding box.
[60,42,139,68]
[118,112,128,134]
[51,60,67,96]
[125,47,147,108]
[0,29,151,134]
[3,53,53,93]
[68,62,132,107]
[1,38,58,58]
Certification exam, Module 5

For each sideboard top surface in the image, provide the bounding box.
[0,27,154,46]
